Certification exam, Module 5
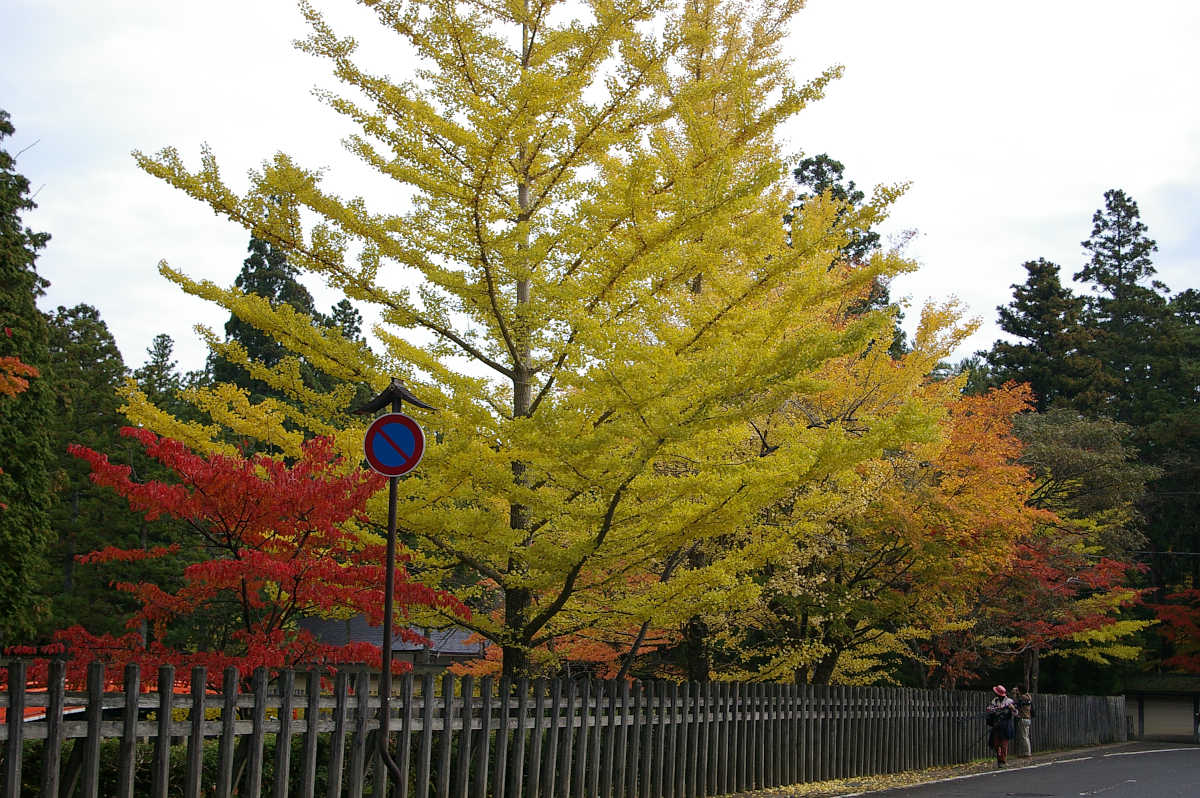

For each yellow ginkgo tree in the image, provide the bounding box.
[130,0,937,678]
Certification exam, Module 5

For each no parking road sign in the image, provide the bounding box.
[363,412,425,477]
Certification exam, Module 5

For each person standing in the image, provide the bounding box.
[987,685,1018,767]
[1012,685,1034,757]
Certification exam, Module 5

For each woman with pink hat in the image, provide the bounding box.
[986,685,1018,767]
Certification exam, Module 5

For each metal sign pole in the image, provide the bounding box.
[353,378,434,786]
[379,392,401,782]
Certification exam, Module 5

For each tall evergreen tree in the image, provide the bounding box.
[134,333,184,406]
[1077,189,1161,302]
[791,153,882,265]
[39,305,148,637]
[972,189,1200,673]
[0,110,53,642]
[210,236,371,408]
[1072,189,1171,426]
[792,153,906,356]
[986,258,1098,411]
[327,298,365,343]
[1141,287,1200,596]
[209,236,321,399]
[132,333,209,421]
[1071,191,1200,668]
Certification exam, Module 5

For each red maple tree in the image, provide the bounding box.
[1150,588,1200,673]
[24,427,467,687]
[979,535,1143,690]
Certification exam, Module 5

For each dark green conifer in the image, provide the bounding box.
[40,305,148,636]
[1072,189,1171,426]
[209,236,321,399]
[986,258,1099,411]
[792,154,906,356]
[0,110,53,642]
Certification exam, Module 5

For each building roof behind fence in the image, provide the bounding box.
[298,616,483,656]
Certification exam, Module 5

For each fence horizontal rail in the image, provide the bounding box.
[1,661,1127,798]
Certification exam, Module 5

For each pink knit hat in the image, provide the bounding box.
[993,685,1007,697]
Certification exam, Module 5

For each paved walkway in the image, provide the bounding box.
[729,743,1135,797]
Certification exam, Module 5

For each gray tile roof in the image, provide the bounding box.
[298,615,484,656]
[1124,674,1200,695]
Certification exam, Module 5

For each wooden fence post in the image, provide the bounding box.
[776,683,787,786]
[649,682,664,798]
[544,678,561,798]
[838,685,850,780]
[217,666,240,798]
[476,676,493,798]
[808,684,821,784]
[559,678,575,798]
[529,678,546,798]
[302,669,322,798]
[493,678,510,798]
[154,664,175,798]
[588,680,604,798]
[45,659,67,798]
[825,685,837,782]
[327,670,351,798]
[456,675,475,798]
[598,680,613,798]
[683,682,696,798]
[616,680,630,798]
[274,669,295,798]
[572,679,590,798]
[765,683,776,789]
[848,685,859,779]
[435,673,455,798]
[625,682,641,798]
[5,660,25,798]
[186,665,207,798]
[720,676,729,792]
[415,672,436,798]
[81,662,104,797]
[697,682,710,798]
[795,683,807,786]
[754,683,764,788]
[712,682,726,796]
[247,667,269,798]
[347,670,370,798]
[509,678,529,798]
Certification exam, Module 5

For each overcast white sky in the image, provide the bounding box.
[4,0,1199,373]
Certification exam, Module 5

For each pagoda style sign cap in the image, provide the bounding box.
[353,378,436,415]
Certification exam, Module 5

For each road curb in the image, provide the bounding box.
[726,742,1140,797]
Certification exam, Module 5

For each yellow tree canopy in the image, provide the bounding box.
[133,0,935,677]
[709,303,992,684]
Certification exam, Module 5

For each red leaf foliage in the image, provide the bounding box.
[1150,588,1200,674]
[75,544,181,564]
[22,430,469,689]
[986,537,1143,651]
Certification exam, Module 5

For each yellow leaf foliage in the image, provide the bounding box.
[129,0,970,676]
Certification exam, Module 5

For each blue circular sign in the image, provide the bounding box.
[363,413,425,476]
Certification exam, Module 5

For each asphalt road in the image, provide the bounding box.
[854,743,1200,798]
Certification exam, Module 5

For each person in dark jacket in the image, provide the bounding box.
[986,685,1017,767]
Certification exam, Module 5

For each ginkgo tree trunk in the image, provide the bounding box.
[131,0,924,678]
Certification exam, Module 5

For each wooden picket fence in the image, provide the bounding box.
[1,660,1127,798]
